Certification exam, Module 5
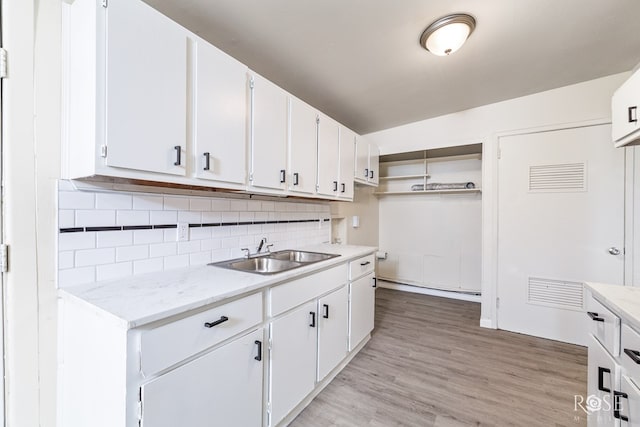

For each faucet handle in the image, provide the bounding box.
[241,248,250,258]
[265,244,274,253]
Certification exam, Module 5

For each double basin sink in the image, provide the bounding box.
[210,250,340,275]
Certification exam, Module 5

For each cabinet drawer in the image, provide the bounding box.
[622,324,640,382]
[139,292,263,376]
[270,264,348,317]
[587,296,620,357]
[349,254,375,280]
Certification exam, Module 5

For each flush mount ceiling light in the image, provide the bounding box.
[420,13,476,56]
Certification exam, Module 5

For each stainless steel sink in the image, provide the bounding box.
[268,250,339,263]
[209,250,340,275]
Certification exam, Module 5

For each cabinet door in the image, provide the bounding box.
[317,285,349,381]
[587,335,618,426]
[612,71,640,143]
[354,136,369,183]
[289,97,318,194]
[349,272,375,351]
[270,301,317,426]
[620,375,640,427]
[194,39,248,185]
[141,329,263,427]
[316,114,340,197]
[338,127,355,200]
[368,143,380,185]
[250,73,288,191]
[105,0,187,176]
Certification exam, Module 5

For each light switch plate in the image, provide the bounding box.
[177,222,189,242]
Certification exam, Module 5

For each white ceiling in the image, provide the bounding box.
[144,0,640,134]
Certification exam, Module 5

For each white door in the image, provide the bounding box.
[141,329,264,427]
[349,272,375,351]
[317,285,348,381]
[354,137,369,183]
[289,97,317,195]
[270,301,317,426]
[193,38,247,185]
[620,375,640,426]
[368,143,380,185]
[587,336,618,426]
[105,0,187,176]
[338,128,355,199]
[497,124,625,344]
[250,73,288,191]
[317,114,340,197]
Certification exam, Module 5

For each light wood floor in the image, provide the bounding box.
[291,288,587,427]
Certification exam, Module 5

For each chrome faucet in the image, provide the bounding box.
[241,248,250,258]
[257,237,267,253]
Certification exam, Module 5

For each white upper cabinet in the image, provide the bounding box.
[104,0,188,176]
[288,97,318,195]
[249,72,289,192]
[317,114,341,197]
[354,137,379,186]
[612,69,640,147]
[339,127,356,199]
[193,38,248,186]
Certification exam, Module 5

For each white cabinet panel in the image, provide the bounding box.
[105,0,187,176]
[369,143,380,185]
[289,97,318,195]
[194,39,248,185]
[270,301,318,426]
[587,335,618,427]
[141,329,264,427]
[612,70,640,145]
[620,375,640,427]
[339,128,355,199]
[317,114,340,197]
[317,285,348,381]
[349,272,375,351]
[355,136,369,183]
[250,73,288,191]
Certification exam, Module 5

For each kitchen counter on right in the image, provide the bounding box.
[585,282,640,333]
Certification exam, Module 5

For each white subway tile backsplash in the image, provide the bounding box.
[116,245,149,262]
[97,231,133,248]
[75,248,115,267]
[149,242,177,258]
[76,210,116,227]
[59,232,96,251]
[117,210,149,226]
[59,191,95,209]
[97,262,132,281]
[57,180,331,288]
[133,195,163,210]
[96,193,132,210]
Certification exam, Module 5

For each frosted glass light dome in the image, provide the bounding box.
[420,14,476,56]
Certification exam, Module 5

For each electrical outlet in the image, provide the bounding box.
[177,222,189,242]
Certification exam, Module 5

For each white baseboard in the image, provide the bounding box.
[377,280,481,303]
[480,318,495,329]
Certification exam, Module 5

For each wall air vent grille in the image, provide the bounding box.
[527,277,584,311]
[528,162,586,192]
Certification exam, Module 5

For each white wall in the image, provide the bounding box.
[365,73,631,327]
[330,185,379,247]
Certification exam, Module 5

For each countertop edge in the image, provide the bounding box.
[585,282,640,332]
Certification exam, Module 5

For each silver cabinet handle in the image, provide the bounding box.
[608,247,621,255]
[203,152,211,171]
[174,146,182,166]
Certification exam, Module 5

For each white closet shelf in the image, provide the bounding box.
[374,188,482,196]
[378,174,430,181]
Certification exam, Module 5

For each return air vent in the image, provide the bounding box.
[529,162,586,192]
[527,277,584,311]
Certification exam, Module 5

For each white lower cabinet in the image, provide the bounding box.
[317,286,349,381]
[349,272,375,351]
[620,375,640,426]
[141,328,264,427]
[269,300,318,426]
[587,335,618,427]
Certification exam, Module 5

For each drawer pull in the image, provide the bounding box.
[254,340,262,362]
[624,348,640,364]
[309,311,316,328]
[204,316,229,328]
[614,391,629,422]
[598,366,611,393]
[323,304,330,319]
[360,261,371,266]
[372,277,377,288]
[587,311,605,322]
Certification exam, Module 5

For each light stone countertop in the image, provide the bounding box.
[586,282,640,331]
[59,244,376,329]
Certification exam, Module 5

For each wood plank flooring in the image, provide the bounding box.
[291,288,587,427]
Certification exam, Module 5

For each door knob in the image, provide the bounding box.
[608,247,621,256]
